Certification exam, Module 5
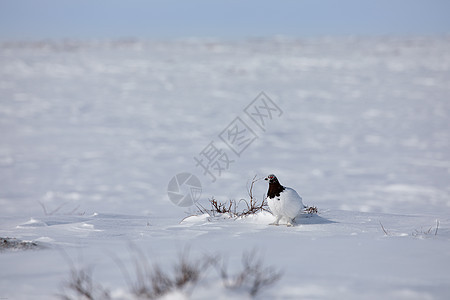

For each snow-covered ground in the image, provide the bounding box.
[1,36,449,299]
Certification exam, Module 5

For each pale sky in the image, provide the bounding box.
[1,0,449,40]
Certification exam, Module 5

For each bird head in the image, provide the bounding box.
[264,174,278,184]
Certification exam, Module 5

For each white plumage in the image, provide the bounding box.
[265,174,305,226]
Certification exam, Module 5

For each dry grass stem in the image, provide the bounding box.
[219,249,282,297]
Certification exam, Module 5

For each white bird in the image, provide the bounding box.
[264,174,305,226]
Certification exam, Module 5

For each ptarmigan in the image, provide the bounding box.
[264,174,306,226]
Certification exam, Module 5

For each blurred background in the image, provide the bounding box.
[1,0,449,217]
[1,0,450,39]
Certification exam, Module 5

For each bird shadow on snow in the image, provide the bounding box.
[294,213,336,226]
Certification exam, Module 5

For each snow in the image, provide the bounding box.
[1,36,450,299]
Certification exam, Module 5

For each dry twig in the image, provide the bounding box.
[219,249,282,297]
[379,221,390,236]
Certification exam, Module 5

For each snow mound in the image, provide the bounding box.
[180,213,211,224]
[17,218,48,228]
[180,210,329,227]
[180,211,275,225]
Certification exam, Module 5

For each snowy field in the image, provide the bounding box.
[1,36,450,299]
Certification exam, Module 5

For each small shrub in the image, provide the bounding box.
[304,206,318,214]
[194,175,318,220]
[38,200,85,216]
[412,219,439,238]
[60,247,282,299]
[115,246,216,299]
[60,267,111,300]
[218,249,282,297]
[195,175,269,218]
[379,219,440,237]
[0,237,42,251]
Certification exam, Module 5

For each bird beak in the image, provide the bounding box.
[264,177,268,181]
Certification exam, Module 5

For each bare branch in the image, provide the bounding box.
[435,219,439,236]
[379,221,389,236]
[218,249,282,297]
